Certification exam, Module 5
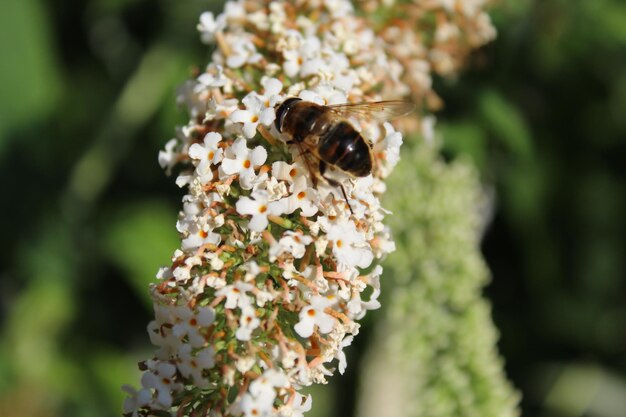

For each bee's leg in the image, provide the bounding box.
[310,169,318,187]
[320,161,354,215]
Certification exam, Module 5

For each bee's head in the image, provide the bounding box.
[274,97,302,133]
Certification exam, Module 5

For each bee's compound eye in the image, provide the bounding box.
[275,97,301,133]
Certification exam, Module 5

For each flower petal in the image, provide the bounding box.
[294,315,314,338]
[230,109,253,124]
[236,197,259,216]
[248,214,269,232]
[251,145,268,166]
[263,77,283,95]
[188,143,205,160]
[243,122,258,139]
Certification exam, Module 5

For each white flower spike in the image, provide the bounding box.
[124,0,497,416]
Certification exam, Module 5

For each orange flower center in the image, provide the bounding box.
[243,159,251,169]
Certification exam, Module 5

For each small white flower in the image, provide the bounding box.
[177,343,215,388]
[236,393,273,417]
[257,77,284,107]
[198,11,226,44]
[236,305,261,341]
[147,305,178,345]
[180,223,221,252]
[216,281,255,309]
[236,190,286,232]
[297,85,348,107]
[284,175,319,217]
[376,122,403,167]
[141,362,183,409]
[282,33,323,78]
[337,335,353,375]
[188,132,223,183]
[230,93,276,139]
[236,355,257,374]
[122,384,152,414]
[208,97,240,120]
[220,138,267,189]
[269,230,314,261]
[325,219,373,269]
[226,37,263,68]
[362,265,382,311]
[171,305,215,347]
[158,138,178,174]
[294,295,336,338]
[271,161,303,182]
[196,63,228,89]
[279,393,312,417]
[249,369,290,400]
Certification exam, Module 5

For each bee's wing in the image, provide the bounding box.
[327,101,415,123]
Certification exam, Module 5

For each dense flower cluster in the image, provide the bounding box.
[123,0,496,416]
[359,0,496,110]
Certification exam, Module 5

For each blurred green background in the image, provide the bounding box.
[0,0,624,416]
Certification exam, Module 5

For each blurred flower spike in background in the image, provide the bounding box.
[122,0,505,416]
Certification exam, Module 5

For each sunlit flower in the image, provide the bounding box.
[278,393,312,417]
[269,230,314,261]
[140,362,183,409]
[216,281,255,309]
[294,295,336,338]
[188,132,223,183]
[226,37,263,68]
[198,12,226,44]
[220,137,267,189]
[236,189,286,232]
[230,94,277,139]
[177,343,215,388]
[236,305,261,341]
[172,305,215,347]
[325,219,373,269]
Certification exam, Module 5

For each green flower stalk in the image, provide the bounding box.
[359,142,520,417]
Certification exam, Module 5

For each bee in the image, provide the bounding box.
[274,98,414,213]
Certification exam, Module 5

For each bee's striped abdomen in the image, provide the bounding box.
[319,121,372,177]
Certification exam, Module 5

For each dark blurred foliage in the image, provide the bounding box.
[0,0,624,416]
